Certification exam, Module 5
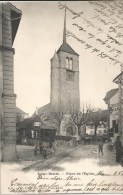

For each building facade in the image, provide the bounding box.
[113,71,123,144]
[0,3,22,161]
[104,88,119,140]
[86,123,107,136]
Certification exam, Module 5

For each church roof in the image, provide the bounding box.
[103,88,118,102]
[32,103,51,117]
[16,107,26,115]
[57,42,79,56]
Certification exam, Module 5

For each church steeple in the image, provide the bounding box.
[57,4,79,56]
[51,4,80,113]
[63,8,66,43]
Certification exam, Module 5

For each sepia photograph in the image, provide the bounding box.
[0,1,123,194]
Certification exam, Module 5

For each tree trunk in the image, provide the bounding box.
[57,123,61,135]
[78,126,81,136]
[94,125,97,136]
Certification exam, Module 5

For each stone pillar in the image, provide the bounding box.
[0,3,17,161]
[0,3,3,161]
[119,74,123,144]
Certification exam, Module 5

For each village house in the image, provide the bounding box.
[16,115,56,146]
[113,71,123,144]
[86,122,107,136]
[103,88,119,141]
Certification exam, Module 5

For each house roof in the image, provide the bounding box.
[17,116,56,130]
[7,3,22,44]
[103,88,118,102]
[57,42,79,56]
[113,71,123,84]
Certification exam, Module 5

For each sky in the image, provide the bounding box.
[11,1,122,116]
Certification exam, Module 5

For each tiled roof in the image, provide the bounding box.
[103,88,118,101]
[18,117,56,130]
[57,42,79,56]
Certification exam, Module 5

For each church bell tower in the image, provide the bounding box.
[50,9,80,112]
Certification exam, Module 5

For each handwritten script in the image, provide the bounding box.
[8,170,123,193]
[58,1,123,69]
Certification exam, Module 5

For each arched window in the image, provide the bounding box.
[69,58,73,70]
[66,57,69,69]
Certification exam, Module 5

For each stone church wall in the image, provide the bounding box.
[58,51,80,111]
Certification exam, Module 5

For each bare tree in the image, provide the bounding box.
[68,104,92,136]
[49,111,64,135]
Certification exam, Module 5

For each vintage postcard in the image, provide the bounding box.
[0,1,123,194]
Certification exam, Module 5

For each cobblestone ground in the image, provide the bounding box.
[16,143,120,171]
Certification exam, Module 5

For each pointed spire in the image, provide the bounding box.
[63,6,66,43]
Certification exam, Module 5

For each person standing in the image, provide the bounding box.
[115,136,122,163]
[43,148,47,159]
[39,142,43,154]
[34,144,38,156]
[98,139,103,155]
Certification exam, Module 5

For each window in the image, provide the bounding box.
[36,130,38,138]
[112,120,116,128]
[66,57,73,70]
[66,70,74,81]
[31,130,34,138]
[66,57,69,69]
[69,58,73,70]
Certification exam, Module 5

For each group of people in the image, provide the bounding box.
[34,141,56,159]
[34,142,47,159]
